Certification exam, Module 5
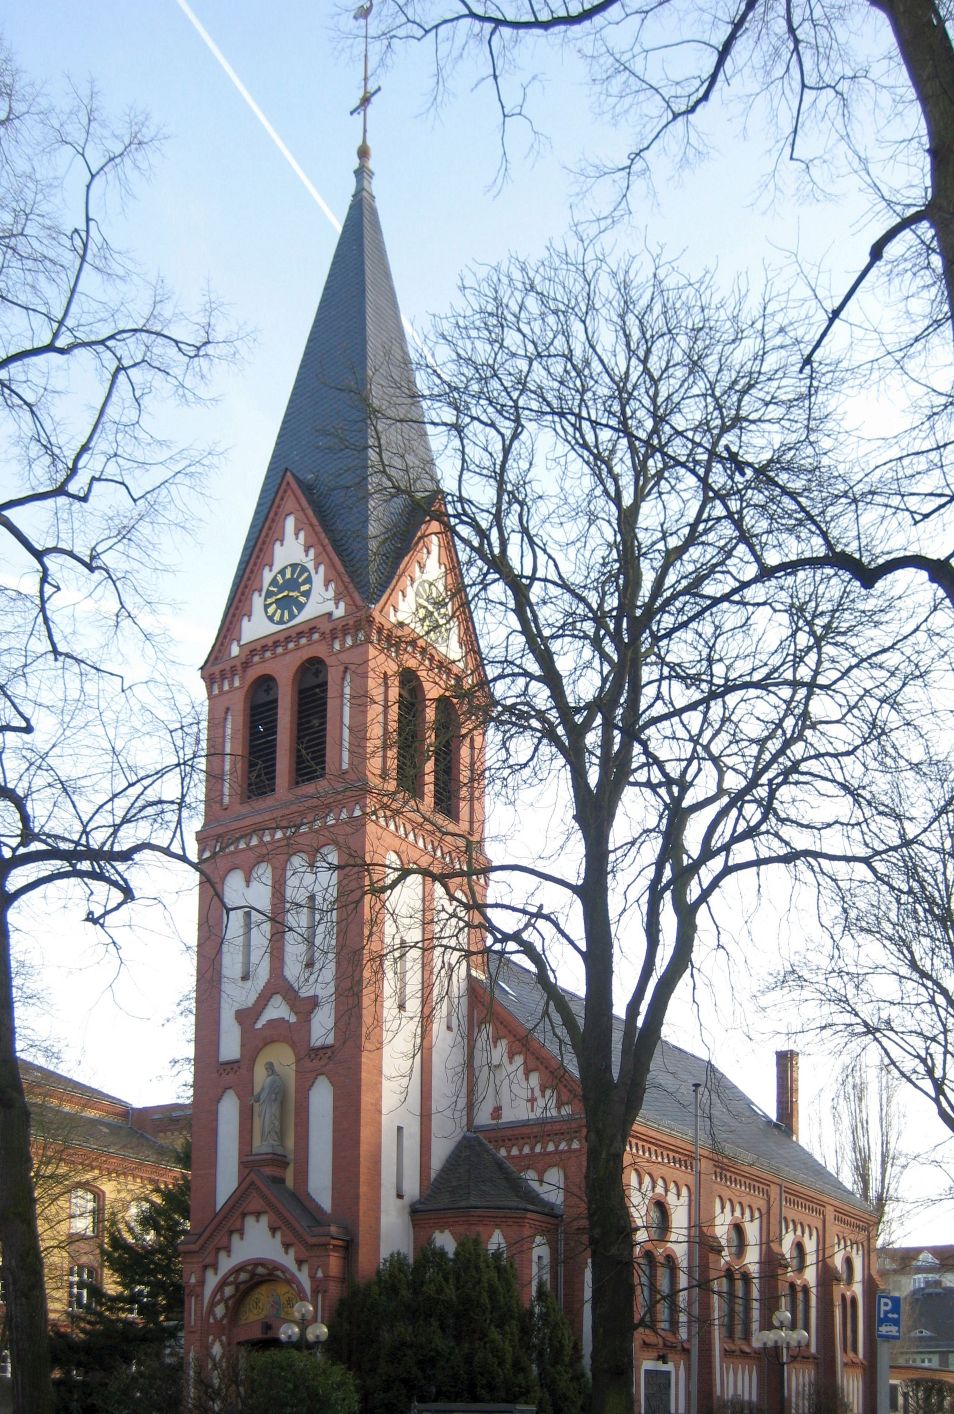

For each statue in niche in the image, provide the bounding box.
[252,1061,285,1147]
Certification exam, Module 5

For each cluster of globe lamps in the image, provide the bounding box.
[279,1300,328,1354]
[752,1306,810,1356]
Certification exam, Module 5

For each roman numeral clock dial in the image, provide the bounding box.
[263,562,313,626]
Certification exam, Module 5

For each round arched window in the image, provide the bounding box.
[843,1256,854,1287]
[728,1222,746,1260]
[648,1200,670,1242]
[791,1240,806,1274]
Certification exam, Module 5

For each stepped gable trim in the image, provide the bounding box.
[379,504,489,693]
[472,977,579,1114]
[412,1131,561,1217]
[207,471,360,670]
[181,1165,348,1267]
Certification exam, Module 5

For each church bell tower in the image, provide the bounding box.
[181,148,486,1367]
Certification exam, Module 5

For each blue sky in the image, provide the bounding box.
[6,1,945,1238]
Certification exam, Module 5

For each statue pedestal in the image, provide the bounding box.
[242,1146,289,1182]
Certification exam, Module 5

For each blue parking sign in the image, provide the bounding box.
[877,1294,901,1340]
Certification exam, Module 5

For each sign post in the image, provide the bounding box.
[876,1293,901,1414]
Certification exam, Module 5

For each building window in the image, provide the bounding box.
[648,1200,670,1243]
[840,1293,861,1354]
[295,659,328,784]
[396,670,424,797]
[433,697,460,820]
[221,707,232,806]
[788,1279,811,1337]
[639,1250,657,1328]
[445,964,455,1031]
[304,894,317,972]
[728,1222,746,1260]
[240,908,252,982]
[68,1188,98,1237]
[395,943,408,1012]
[723,1268,735,1335]
[660,1254,678,1332]
[247,676,278,797]
[724,1268,751,1340]
[68,1265,97,1312]
[396,1125,405,1199]
[791,1240,806,1274]
[843,1255,855,1287]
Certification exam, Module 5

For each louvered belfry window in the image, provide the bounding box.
[295,659,329,784]
[397,670,424,798]
[247,676,278,797]
[433,697,460,820]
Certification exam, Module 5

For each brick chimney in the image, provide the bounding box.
[775,1050,799,1139]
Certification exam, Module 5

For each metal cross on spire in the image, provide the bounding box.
[350,2,381,156]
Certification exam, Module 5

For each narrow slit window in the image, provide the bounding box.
[340,669,351,771]
[396,1125,405,1198]
[247,676,278,797]
[305,894,316,972]
[221,708,232,806]
[661,1256,678,1332]
[240,909,252,981]
[295,659,328,784]
[396,943,408,1012]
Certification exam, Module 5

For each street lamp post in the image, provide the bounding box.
[279,1300,328,1357]
[753,1307,809,1414]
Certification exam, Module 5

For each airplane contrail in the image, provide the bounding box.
[173,0,427,351]
[173,0,342,235]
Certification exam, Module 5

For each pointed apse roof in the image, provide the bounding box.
[228,154,440,608]
[412,1132,561,1217]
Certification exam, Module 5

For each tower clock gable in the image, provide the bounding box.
[206,472,361,668]
[384,519,480,675]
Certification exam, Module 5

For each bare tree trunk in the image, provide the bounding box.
[585,1110,636,1414]
[0,900,53,1414]
[870,0,954,332]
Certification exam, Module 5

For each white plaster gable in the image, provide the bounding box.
[255,995,296,1027]
[238,513,346,649]
[202,1211,310,1307]
[472,1022,565,1125]
[390,535,463,663]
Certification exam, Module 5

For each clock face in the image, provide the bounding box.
[263,562,313,626]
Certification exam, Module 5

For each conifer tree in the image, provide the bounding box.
[328,1237,585,1413]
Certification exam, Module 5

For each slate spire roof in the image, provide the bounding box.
[228,152,439,609]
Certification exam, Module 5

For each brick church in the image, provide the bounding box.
[181,147,878,1413]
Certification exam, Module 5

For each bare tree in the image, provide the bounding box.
[0,51,229,1413]
[381,0,954,353]
[382,244,947,1414]
[780,783,954,1138]
[829,1057,911,1245]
